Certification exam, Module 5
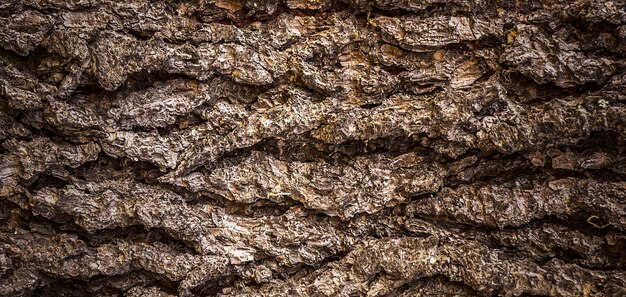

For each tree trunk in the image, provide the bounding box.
[1,0,625,296]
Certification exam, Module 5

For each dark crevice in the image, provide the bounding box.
[27,173,70,192]
[201,134,449,173]
[33,270,179,297]
[359,102,382,109]
[572,130,624,154]
[380,65,408,75]
[67,72,113,97]
[443,35,504,52]
[410,213,622,240]
[191,275,239,296]
[165,181,302,218]
[443,151,536,188]
[155,111,206,137]
[123,28,155,41]
[348,1,477,19]
[119,70,200,93]
[68,152,163,184]
[82,225,198,255]
[501,71,606,105]
[390,275,479,296]
[16,208,200,256]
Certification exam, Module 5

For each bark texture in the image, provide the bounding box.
[1,0,626,296]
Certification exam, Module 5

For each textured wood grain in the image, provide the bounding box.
[1,0,625,296]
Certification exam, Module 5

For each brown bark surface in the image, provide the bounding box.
[1,0,626,296]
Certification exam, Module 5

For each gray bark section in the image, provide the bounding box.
[1,0,625,296]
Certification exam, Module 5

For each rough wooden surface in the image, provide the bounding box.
[1,0,625,296]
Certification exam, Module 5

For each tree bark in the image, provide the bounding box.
[1,0,626,296]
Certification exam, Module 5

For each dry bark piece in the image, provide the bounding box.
[30,179,354,268]
[171,151,442,218]
[502,24,617,87]
[220,235,626,296]
[407,177,626,230]
[370,16,502,51]
[1,0,625,296]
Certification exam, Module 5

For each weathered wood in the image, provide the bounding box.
[1,0,625,296]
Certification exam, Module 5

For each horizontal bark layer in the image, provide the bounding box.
[1,0,625,296]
